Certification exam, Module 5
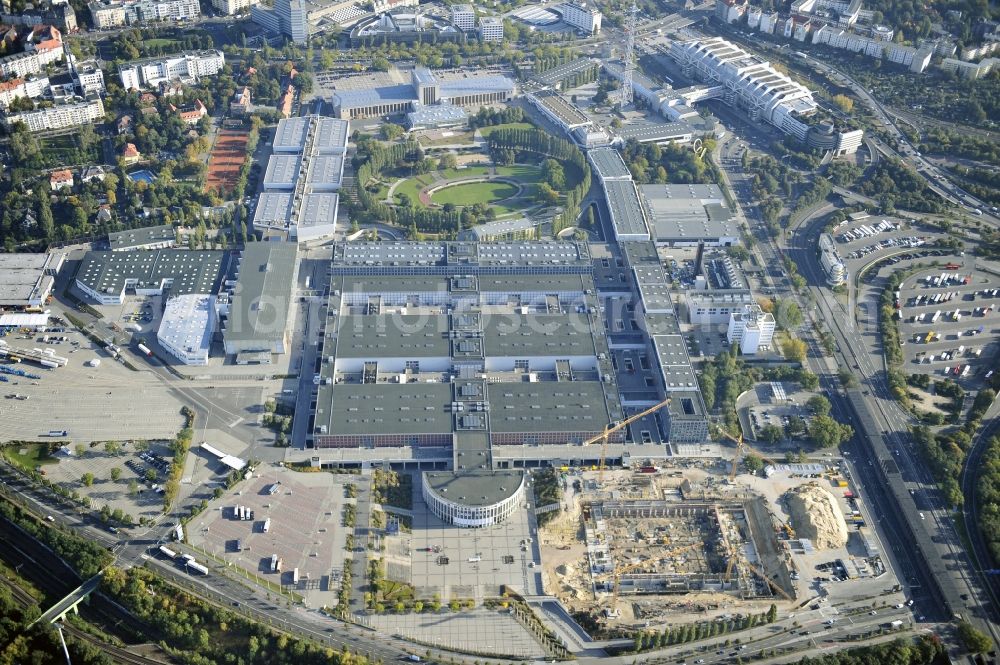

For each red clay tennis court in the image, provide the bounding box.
[204,129,249,197]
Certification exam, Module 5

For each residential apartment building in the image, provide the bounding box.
[0,76,50,108]
[88,0,200,27]
[1,96,104,132]
[560,1,602,33]
[211,0,258,14]
[118,50,225,90]
[72,60,106,96]
[0,51,43,79]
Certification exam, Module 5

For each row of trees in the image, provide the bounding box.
[486,127,591,235]
[631,606,777,653]
[162,408,195,512]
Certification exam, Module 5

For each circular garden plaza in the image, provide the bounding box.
[353,125,593,240]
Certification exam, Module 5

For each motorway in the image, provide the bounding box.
[787,206,1000,642]
[712,104,1000,651]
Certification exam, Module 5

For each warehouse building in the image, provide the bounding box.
[108,224,176,251]
[74,250,224,305]
[0,253,63,309]
[219,242,298,360]
[157,294,216,365]
[638,184,740,246]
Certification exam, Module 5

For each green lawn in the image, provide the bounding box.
[144,38,181,50]
[477,122,536,138]
[392,173,433,206]
[2,443,58,470]
[393,164,547,214]
[431,180,519,206]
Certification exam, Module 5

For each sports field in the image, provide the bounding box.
[204,129,249,197]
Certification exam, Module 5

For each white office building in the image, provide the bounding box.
[560,1,601,34]
[479,16,503,42]
[726,304,775,355]
[251,0,307,43]
[157,294,216,365]
[118,50,225,90]
[451,4,475,30]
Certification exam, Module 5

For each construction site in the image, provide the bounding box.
[537,452,881,633]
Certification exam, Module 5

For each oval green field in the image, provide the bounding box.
[429,180,519,207]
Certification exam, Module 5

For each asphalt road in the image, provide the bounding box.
[786,208,1000,644]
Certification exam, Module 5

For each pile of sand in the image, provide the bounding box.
[785,483,848,549]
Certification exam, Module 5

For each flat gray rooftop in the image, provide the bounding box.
[605,179,649,239]
[532,90,591,128]
[619,121,695,143]
[332,241,591,269]
[253,193,293,226]
[335,314,451,358]
[483,313,597,357]
[488,382,610,433]
[76,250,224,297]
[323,382,454,435]
[300,194,340,228]
[0,253,52,306]
[108,224,175,250]
[639,184,739,242]
[224,242,298,345]
[652,334,699,390]
[589,147,632,181]
[307,154,345,188]
[423,468,524,507]
[273,117,309,152]
[264,154,301,188]
[312,117,350,154]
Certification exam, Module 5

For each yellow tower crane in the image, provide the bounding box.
[583,398,671,482]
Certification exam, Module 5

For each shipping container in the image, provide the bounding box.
[270,554,278,572]
[187,561,208,575]
[293,568,300,584]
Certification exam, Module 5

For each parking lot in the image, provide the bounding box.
[0,322,185,443]
[39,439,177,524]
[896,262,1000,390]
[834,217,931,261]
[187,467,350,607]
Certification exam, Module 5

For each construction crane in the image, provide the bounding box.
[717,429,780,482]
[746,560,794,601]
[583,398,671,482]
[603,543,702,616]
